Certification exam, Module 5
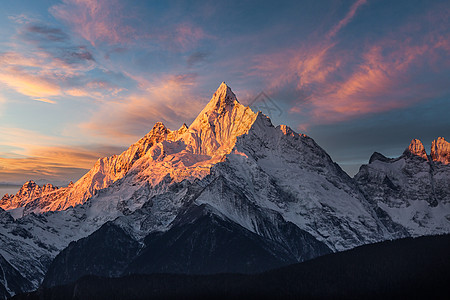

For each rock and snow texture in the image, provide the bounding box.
[355,138,450,236]
[0,181,59,213]
[0,83,256,215]
[0,83,449,294]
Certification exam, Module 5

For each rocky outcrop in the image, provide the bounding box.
[355,138,450,235]
[431,137,450,165]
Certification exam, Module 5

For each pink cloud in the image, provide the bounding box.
[50,1,208,50]
[171,23,207,50]
[251,3,450,126]
[79,74,205,141]
[50,0,136,46]
[327,0,367,39]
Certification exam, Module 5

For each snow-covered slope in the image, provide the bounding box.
[205,114,408,250]
[0,83,449,295]
[0,83,261,290]
[0,83,257,215]
[355,138,450,235]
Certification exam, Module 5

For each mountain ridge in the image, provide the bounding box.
[0,83,449,297]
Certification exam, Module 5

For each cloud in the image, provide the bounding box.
[187,51,209,67]
[327,0,367,39]
[0,126,125,183]
[170,23,207,51]
[0,66,61,97]
[0,18,126,102]
[50,0,208,51]
[34,98,57,104]
[50,0,137,46]
[250,2,450,127]
[79,73,205,140]
[25,24,69,42]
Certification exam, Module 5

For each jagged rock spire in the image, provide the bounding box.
[403,139,427,159]
[431,137,450,164]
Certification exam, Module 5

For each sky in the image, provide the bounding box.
[0,0,449,185]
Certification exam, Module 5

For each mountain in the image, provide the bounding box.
[0,83,449,296]
[0,253,33,300]
[13,234,450,300]
[431,137,450,164]
[0,83,256,215]
[0,181,59,216]
[42,203,331,288]
[355,138,450,235]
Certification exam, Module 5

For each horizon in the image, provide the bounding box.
[1,0,449,184]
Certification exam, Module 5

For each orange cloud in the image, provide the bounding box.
[0,48,122,102]
[79,74,204,141]
[34,98,57,104]
[0,66,61,97]
[0,127,124,183]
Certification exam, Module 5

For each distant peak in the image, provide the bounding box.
[403,139,427,159]
[369,152,391,164]
[431,137,450,164]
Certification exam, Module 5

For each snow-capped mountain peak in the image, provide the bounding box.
[185,82,257,157]
[1,84,450,297]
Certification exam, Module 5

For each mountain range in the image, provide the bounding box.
[1,83,449,298]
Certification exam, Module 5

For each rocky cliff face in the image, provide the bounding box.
[0,181,59,213]
[431,137,450,165]
[355,138,450,235]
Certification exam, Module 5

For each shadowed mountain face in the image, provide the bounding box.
[13,234,450,300]
[0,254,33,300]
[41,222,140,289]
[42,203,331,288]
[0,83,449,297]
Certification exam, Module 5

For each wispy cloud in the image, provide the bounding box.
[0,126,125,183]
[79,73,204,140]
[0,18,126,102]
[50,0,137,46]
[0,66,61,97]
[50,0,208,51]
[251,1,450,127]
[187,51,210,67]
[327,0,367,39]
[24,23,69,42]
[34,98,57,104]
